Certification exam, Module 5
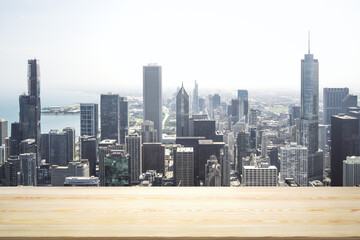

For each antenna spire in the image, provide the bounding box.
[308,31,310,54]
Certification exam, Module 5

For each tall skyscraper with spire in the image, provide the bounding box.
[176,83,189,137]
[143,64,162,142]
[192,80,199,114]
[19,59,41,185]
[297,33,323,181]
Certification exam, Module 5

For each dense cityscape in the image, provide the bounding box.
[0,40,359,188]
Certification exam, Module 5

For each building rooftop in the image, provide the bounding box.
[177,147,193,153]
[344,156,360,164]
[333,114,357,120]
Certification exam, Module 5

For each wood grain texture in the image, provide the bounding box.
[0,187,359,239]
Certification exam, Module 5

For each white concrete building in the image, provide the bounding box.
[243,163,278,186]
[343,156,360,186]
[280,142,308,186]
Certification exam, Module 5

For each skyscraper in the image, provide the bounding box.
[213,94,221,109]
[119,97,129,144]
[142,143,165,174]
[176,84,189,137]
[323,88,349,124]
[280,143,308,186]
[140,120,158,143]
[0,118,8,146]
[174,147,194,186]
[63,127,75,162]
[192,80,199,114]
[343,156,360,186]
[104,150,131,186]
[49,130,68,166]
[80,103,98,137]
[19,153,36,186]
[288,105,300,126]
[143,64,162,142]
[125,134,142,184]
[220,145,230,186]
[80,135,97,177]
[101,94,120,142]
[341,94,358,114]
[19,59,41,174]
[204,155,221,186]
[237,130,246,177]
[238,90,248,120]
[297,36,323,181]
[331,114,360,186]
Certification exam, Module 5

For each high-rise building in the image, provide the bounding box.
[104,150,130,186]
[343,156,360,186]
[174,147,194,186]
[230,99,239,124]
[119,97,129,144]
[198,98,205,112]
[0,118,8,146]
[142,143,165,174]
[140,120,158,143]
[101,94,120,142]
[125,134,142,184]
[198,140,225,184]
[280,143,308,186]
[213,94,221,109]
[19,153,36,186]
[289,105,300,126]
[63,127,75,162]
[261,133,268,158]
[341,94,358,114]
[19,59,41,177]
[40,133,49,163]
[248,108,258,126]
[9,123,21,156]
[98,139,122,186]
[80,135,97,177]
[143,64,162,142]
[237,130,246,177]
[192,80,199,114]
[176,84,189,137]
[238,90,248,120]
[0,145,5,165]
[220,145,230,186]
[243,163,278,186]
[204,155,221,186]
[323,88,349,124]
[4,158,20,186]
[80,103,98,137]
[297,37,323,181]
[190,119,216,141]
[331,114,360,186]
[19,139,36,154]
[49,130,68,166]
[207,94,214,118]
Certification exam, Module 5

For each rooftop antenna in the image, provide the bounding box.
[308,30,310,54]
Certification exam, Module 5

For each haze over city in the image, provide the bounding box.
[1,0,360,101]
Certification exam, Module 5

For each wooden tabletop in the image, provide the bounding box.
[0,187,359,239]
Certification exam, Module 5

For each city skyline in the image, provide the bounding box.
[1,0,360,103]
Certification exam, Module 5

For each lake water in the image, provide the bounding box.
[0,105,80,138]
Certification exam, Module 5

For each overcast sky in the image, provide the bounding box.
[1,0,360,99]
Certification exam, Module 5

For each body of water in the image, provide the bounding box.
[0,105,80,139]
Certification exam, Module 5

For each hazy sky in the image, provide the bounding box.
[1,0,360,99]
